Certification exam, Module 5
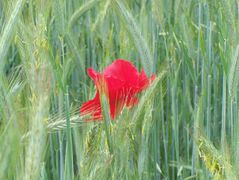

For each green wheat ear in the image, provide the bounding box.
[197,136,223,179]
[196,134,236,180]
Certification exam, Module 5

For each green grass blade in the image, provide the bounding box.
[228,45,239,98]
[64,87,74,180]
[0,0,25,72]
[113,0,153,76]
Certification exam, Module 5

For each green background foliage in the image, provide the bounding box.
[0,0,239,179]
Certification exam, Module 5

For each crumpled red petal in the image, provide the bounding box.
[80,92,102,121]
[80,59,156,121]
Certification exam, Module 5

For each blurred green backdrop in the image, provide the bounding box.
[0,0,239,179]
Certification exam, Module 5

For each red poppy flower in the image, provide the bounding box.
[80,59,156,121]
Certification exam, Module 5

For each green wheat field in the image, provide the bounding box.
[1,0,239,179]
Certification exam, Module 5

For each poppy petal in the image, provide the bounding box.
[126,96,138,107]
[80,92,102,120]
[80,59,156,121]
[104,59,139,85]
[138,69,150,91]
[87,68,99,81]
[138,69,156,91]
[87,68,104,89]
